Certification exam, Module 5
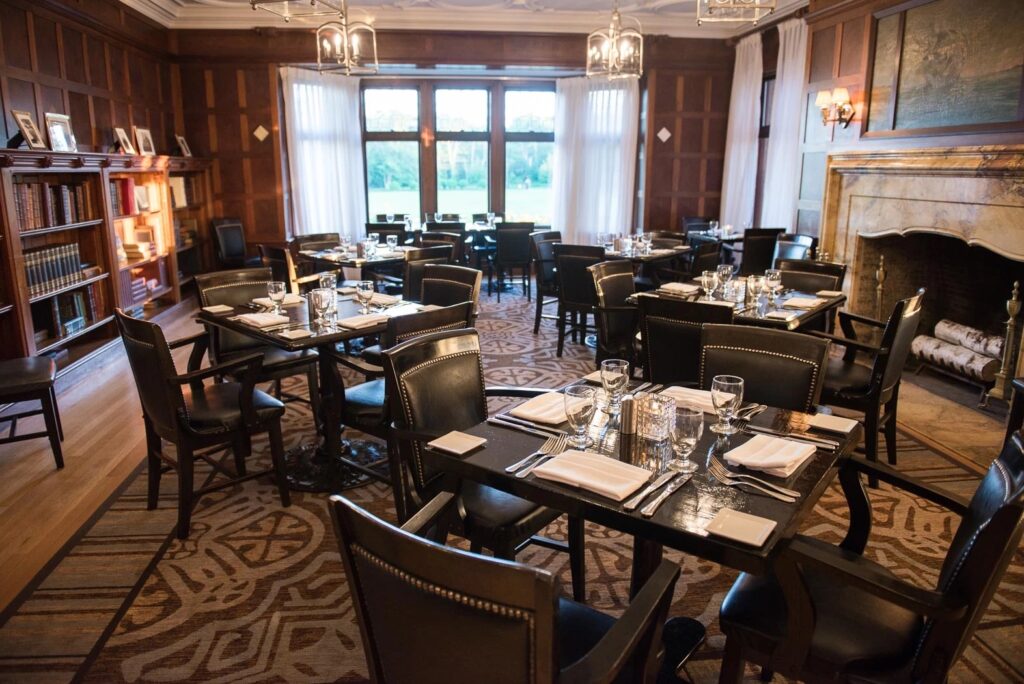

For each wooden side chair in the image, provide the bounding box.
[0,357,64,468]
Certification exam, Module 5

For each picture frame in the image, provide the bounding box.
[134,185,151,212]
[114,127,136,155]
[134,227,155,245]
[134,126,156,157]
[44,113,77,152]
[175,134,192,157]
[11,110,48,150]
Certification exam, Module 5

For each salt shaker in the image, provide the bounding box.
[620,395,636,435]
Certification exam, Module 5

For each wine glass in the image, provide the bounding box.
[669,405,704,473]
[363,237,377,259]
[717,263,735,294]
[434,212,443,223]
[386,213,395,224]
[700,270,719,301]
[710,375,744,435]
[564,385,597,449]
[386,234,399,253]
[600,359,630,416]
[639,232,653,255]
[310,287,334,327]
[486,211,495,227]
[709,220,720,236]
[764,269,783,305]
[267,281,286,314]
[355,280,375,314]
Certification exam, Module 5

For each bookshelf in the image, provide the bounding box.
[0,150,212,374]
[168,158,213,289]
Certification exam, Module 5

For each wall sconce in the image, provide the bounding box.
[815,87,854,128]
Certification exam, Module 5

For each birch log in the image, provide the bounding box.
[933,319,1003,359]
[912,335,1000,382]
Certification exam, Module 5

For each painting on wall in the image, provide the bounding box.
[867,0,1024,133]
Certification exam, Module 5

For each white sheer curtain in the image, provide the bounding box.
[760,19,808,231]
[279,67,366,237]
[720,33,763,231]
[552,77,639,245]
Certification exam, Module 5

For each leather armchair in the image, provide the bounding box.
[735,228,785,276]
[639,296,733,385]
[776,258,848,288]
[212,218,261,269]
[488,227,533,302]
[772,233,816,263]
[589,260,639,367]
[374,245,453,300]
[420,264,482,318]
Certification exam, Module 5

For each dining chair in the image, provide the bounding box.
[532,237,560,334]
[554,244,605,358]
[375,245,453,300]
[425,221,466,233]
[773,233,816,262]
[381,328,586,600]
[419,230,467,264]
[293,232,341,251]
[420,264,482,317]
[471,211,504,223]
[654,240,721,284]
[736,228,784,276]
[351,300,475,377]
[719,432,1024,684]
[114,309,291,539]
[0,357,64,469]
[638,296,734,385]
[330,491,682,684]
[364,223,409,246]
[488,227,533,302]
[589,260,639,367]
[699,324,830,412]
[682,216,715,234]
[776,258,848,289]
[779,270,840,294]
[256,243,289,283]
[194,268,321,416]
[810,289,926,479]
[285,240,343,294]
[212,218,260,269]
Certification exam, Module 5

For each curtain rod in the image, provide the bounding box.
[729,3,809,42]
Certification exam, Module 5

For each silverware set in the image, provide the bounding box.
[640,473,694,517]
[741,424,839,450]
[504,435,568,478]
[707,456,799,503]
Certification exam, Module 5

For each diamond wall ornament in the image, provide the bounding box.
[657,127,672,143]
[252,125,270,142]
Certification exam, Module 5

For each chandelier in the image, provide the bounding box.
[696,0,775,25]
[586,1,643,79]
[250,0,342,23]
[316,2,379,76]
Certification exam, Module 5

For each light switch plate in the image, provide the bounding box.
[252,125,269,142]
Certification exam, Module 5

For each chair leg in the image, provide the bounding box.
[40,391,64,469]
[533,294,543,334]
[267,421,292,508]
[470,539,484,555]
[556,306,567,357]
[49,386,64,441]
[232,434,251,476]
[718,636,746,684]
[307,364,321,433]
[863,408,880,488]
[884,396,899,466]
[145,421,162,510]
[759,667,774,682]
[272,378,282,399]
[497,266,502,303]
[493,538,516,561]
[176,444,195,539]
[568,515,586,602]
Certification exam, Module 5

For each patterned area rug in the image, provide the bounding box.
[0,291,1021,683]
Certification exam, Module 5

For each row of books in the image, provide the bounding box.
[13,181,95,231]
[25,242,86,298]
[169,176,199,209]
[109,177,137,217]
[32,283,107,345]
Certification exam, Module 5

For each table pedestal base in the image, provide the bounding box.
[284,439,388,493]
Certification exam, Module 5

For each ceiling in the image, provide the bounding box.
[120,0,805,38]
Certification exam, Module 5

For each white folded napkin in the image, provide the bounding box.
[724,434,816,477]
[384,303,423,318]
[532,450,650,501]
[583,369,604,383]
[252,293,304,308]
[659,386,730,415]
[650,248,675,255]
[509,392,586,426]
[235,312,290,328]
[808,413,858,433]
[370,292,400,306]
[202,304,233,314]
[337,313,388,329]
[278,328,314,340]
[765,310,798,321]
[338,286,357,294]
[816,289,843,297]
[659,282,700,295]
[783,297,825,309]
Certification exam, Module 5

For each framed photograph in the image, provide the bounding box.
[11,110,48,150]
[175,134,192,157]
[44,113,77,152]
[134,185,151,212]
[134,227,155,245]
[134,126,156,156]
[114,127,136,155]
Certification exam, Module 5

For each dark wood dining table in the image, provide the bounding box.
[296,247,406,278]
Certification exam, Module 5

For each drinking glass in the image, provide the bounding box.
[486,212,495,227]
[434,212,442,223]
[355,280,375,314]
[404,215,413,229]
[764,268,782,304]
[267,281,286,313]
[340,233,351,251]
[363,238,377,259]
[310,287,334,326]
[700,270,719,301]
[621,237,634,257]
[386,213,395,224]
[710,375,744,435]
[386,234,399,252]
[709,220,720,235]
[717,263,735,291]
[318,273,336,316]
[564,385,597,449]
[639,232,652,255]
[600,359,630,415]
[669,405,704,473]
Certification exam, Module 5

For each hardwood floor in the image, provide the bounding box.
[0,303,203,613]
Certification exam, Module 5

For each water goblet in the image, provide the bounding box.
[764,268,783,305]
[709,220,720,236]
[639,232,653,255]
[310,287,334,327]
[669,405,704,473]
[710,375,744,435]
[700,270,719,301]
[386,234,399,252]
[434,212,443,223]
[600,359,630,416]
[386,213,395,224]
[564,385,597,449]
[486,211,495,227]
[355,280,375,314]
[267,281,286,314]
[621,237,634,257]
[717,263,735,293]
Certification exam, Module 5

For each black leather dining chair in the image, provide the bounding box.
[330,491,681,684]
[736,228,785,276]
[532,237,560,334]
[285,239,343,294]
[375,214,409,223]
[114,309,291,539]
[554,244,605,357]
[773,233,816,262]
[811,289,926,478]
[682,216,715,234]
[365,223,409,246]
[292,232,341,251]
[212,218,261,269]
[779,270,840,294]
[699,324,830,412]
[375,245,453,301]
[654,240,722,285]
[381,328,586,601]
[488,227,533,302]
[420,264,482,317]
[419,230,467,264]
[471,211,504,223]
[777,258,848,289]
[719,432,1024,684]
[256,243,289,283]
[639,296,734,385]
[589,260,639,367]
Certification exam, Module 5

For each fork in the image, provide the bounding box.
[708,460,797,503]
[505,435,565,473]
[708,456,801,499]
[515,435,568,479]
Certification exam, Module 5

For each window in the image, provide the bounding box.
[435,89,490,217]
[504,89,554,224]
[363,88,421,219]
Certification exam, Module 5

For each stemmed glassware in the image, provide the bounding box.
[710,375,744,435]
[267,281,286,314]
[764,269,783,305]
[310,288,334,327]
[639,232,653,255]
[700,270,719,301]
[386,234,399,252]
[564,385,597,449]
[355,280,375,314]
[486,211,495,227]
[434,212,443,223]
[717,263,735,298]
[709,220,720,236]
[600,359,630,416]
[339,233,351,252]
[386,213,395,224]
[669,405,704,473]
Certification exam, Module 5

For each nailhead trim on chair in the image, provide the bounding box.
[196,280,270,306]
[642,315,700,378]
[699,345,821,412]
[395,321,465,343]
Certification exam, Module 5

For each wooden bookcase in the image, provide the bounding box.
[168,158,214,291]
[0,150,212,374]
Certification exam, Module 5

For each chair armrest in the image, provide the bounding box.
[372,273,403,285]
[839,310,887,329]
[168,331,207,349]
[595,305,640,313]
[842,456,969,514]
[173,351,263,385]
[169,331,209,373]
[485,386,550,398]
[390,424,446,444]
[808,331,882,356]
[400,492,456,536]
[295,270,340,285]
[335,353,384,378]
[788,536,967,621]
[561,560,681,684]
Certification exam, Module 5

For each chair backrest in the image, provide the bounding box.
[913,431,1024,680]
[554,243,604,309]
[651,238,684,249]
[425,221,466,234]
[779,270,840,294]
[776,258,848,288]
[293,232,341,251]
[773,237,813,262]
[737,228,784,276]
[645,231,683,240]
[689,240,722,275]
[194,267,272,360]
[699,324,830,412]
[420,231,466,260]
[497,221,535,232]
[421,264,482,314]
[328,493,560,684]
[375,214,409,222]
[495,227,533,265]
[366,223,407,244]
[114,309,186,440]
[530,230,561,243]
[533,239,559,291]
[257,243,289,283]
[471,212,504,223]
[639,296,734,384]
[402,245,454,301]
[212,218,246,264]
[382,329,488,499]
[589,260,637,362]
[682,216,715,233]
[872,288,926,397]
[382,301,473,350]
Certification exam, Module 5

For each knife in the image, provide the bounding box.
[641,472,694,518]
[494,413,566,436]
[487,417,555,440]
[623,471,675,511]
[744,425,839,449]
